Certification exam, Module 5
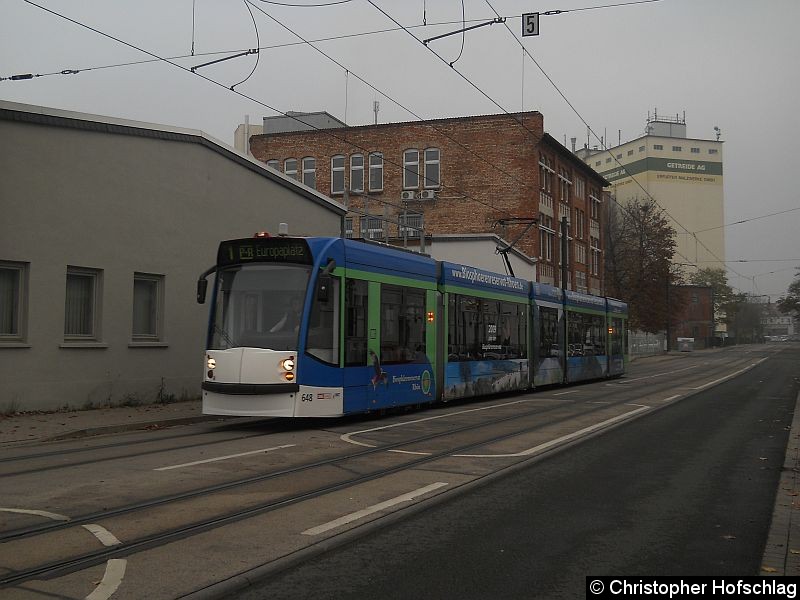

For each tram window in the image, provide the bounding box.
[567,311,605,356]
[539,306,559,358]
[345,279,368,366]
[380,284,426,364]
[306,276,340,365]
[611,317,624,355]
[448,294,526,361]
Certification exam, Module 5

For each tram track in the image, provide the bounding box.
[0,393,659,588]
[0,349,750,477]
[0,349,776,590]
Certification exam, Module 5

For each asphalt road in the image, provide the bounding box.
[228,347,800,600]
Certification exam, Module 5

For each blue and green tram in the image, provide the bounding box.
[531,283,565,387]
[606,298,628,377]
[440,262,530,401]
[198,234,628,417]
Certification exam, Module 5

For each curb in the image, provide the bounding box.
[761,390,800,575]
[44,415,235,442]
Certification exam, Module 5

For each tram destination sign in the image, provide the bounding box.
[217,238,312,266]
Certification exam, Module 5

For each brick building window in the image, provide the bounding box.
[350,154,364,192]
[266,159,279,171]
[399,213,423,238]
[331,155,345,195]
[574,208,586,240]
[284,158,298,180]
[302,157,316,189]
[558,169,571,202]
[575,178,585,201]
[360,216,384,239]
[424,148,440,188]
[344,217,353,238]
[539,213,554,262]
[369,152,383,192]
[403,149,419,189]
[539,155,553,193]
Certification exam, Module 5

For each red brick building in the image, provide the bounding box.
[671,285,715,349]
[249,112,608,294]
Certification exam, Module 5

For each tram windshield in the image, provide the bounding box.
[209,264,311,351]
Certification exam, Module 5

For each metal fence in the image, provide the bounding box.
[628,330,666,360]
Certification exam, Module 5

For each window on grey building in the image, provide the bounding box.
[133,273,163,341]
[403,149,419,189]
[627,150,634,156]
[65,267,101,340]
[639,146,645,152]
[0,261,26,341]
[302,157,316,188]
[369,152,383,192]
[654,144,663,150]
[350,154,364,192]
[424,148,440,188]
[709,148,719,154]
[331,155,345,195]
[672,146,682,152]
[691,147,700,154]
[284,158,298,180]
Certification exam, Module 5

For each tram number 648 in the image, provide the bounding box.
[301,393,314,402]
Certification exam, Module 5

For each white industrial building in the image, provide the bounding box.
[0,101,345,411]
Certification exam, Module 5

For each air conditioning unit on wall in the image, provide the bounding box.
[400,190,416,200]
[419,190,436,200]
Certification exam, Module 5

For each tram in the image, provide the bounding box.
[197,233,628,417]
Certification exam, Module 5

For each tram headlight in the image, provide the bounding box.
[281,357,295,372]
[207,357,216,370]
[284,372,295,382]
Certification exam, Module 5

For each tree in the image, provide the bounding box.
[777,269,800,318]
[688,267,734,327]
[727,294,766,343]
[605,198,682,333]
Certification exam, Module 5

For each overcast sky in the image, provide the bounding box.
[3,0,799,299]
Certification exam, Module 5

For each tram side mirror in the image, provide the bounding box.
[197,279,208,304]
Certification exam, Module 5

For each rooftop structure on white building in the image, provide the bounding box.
[576,110,725,272]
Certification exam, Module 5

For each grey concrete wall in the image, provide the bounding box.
[0,114,343,411]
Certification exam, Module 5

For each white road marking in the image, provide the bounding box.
[302,482,449,536]
[82,524,122,547]
[0,508,127,599]
[617,364,698,384]
[454,405,651,458]
[85,559,127,600]
[340,398,563,448]
[0,508,69,521]
[553,390,578,396]
[154,444,296,471]
[692,360,767,390]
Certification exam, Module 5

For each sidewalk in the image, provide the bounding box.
[0,399,223,446]
[761,390,800,576]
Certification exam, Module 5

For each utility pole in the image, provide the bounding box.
[561,215,569,384]
[665,273,671,352]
